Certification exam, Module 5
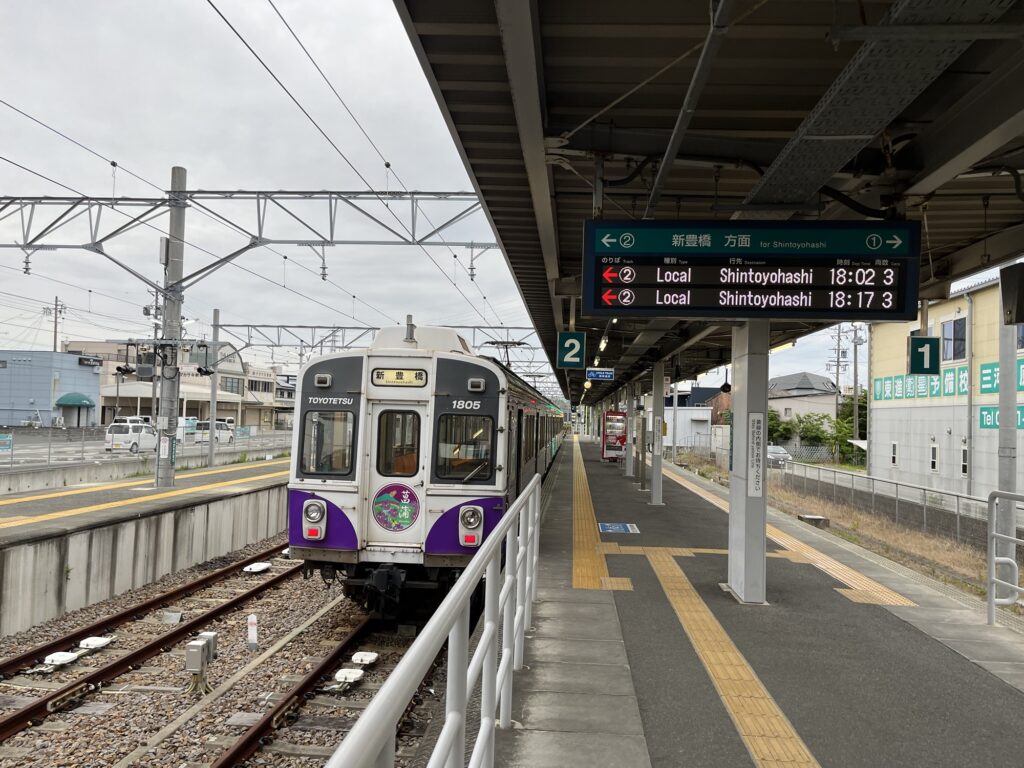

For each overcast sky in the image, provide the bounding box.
[0,1,854,391]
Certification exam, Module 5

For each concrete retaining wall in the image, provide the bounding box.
[0,483,287,635]
[0,448,287,496]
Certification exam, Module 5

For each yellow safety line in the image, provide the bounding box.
[571,437,632,591]
[0,459,290,507]
[0,470,288,530]
[661,468,915,607]
[646,548,820,768]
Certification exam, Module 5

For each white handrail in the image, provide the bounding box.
[986,490,1024,626]
[326,473,543,768]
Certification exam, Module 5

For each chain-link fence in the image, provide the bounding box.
[0,425,292,473]
[779,461,1019,553]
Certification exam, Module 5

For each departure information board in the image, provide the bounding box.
[582,220,920,320]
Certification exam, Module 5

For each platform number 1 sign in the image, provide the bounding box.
[907,336,940,376]
[557,331,586,370]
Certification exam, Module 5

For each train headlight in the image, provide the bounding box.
[460,506,483,529]
[304,500,326,523]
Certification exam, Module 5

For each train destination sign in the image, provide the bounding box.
[582,220,920,320]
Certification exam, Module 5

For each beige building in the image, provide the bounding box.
[64,340,248,423]
[869,278,1024,497]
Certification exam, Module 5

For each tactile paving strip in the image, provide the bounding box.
[572,438,632,590]
[662,469,915,607]
[647,548,820,768]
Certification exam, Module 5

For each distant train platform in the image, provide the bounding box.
[0,458,288,546]
[496,437,1024,768]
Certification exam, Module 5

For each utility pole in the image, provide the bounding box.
[51,297,65,352]
[852,325,867,440]
[833,323,843,419]
[208,308,219,467]
[156,166,187,488]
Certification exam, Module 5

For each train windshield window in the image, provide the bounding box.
[302,411,354,475]
[378,411,420,477]
[436,414,493,482]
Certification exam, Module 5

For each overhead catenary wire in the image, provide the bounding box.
[0,99,395,327]
[263,0,505,326]
[0,154,376,329]
[206,0,494,326]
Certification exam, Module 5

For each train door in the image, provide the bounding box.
[365,402,427,549]
[515,408,524,497]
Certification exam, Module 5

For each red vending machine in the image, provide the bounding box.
[602,411,627,462]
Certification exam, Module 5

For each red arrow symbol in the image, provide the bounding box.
[601,289,617,306]
[602,266,618,282]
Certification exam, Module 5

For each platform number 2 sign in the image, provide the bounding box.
[557,331,586,370]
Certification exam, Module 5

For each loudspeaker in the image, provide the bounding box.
[1000,263,1024,325]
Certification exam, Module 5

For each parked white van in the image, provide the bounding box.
[195,421,235,445]
[105,423,158,453]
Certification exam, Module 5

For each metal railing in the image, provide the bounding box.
[781,461,995,548]
[987,490,1024,626]
[326,473,543,768]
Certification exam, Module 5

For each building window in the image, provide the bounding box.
[1018,325,1024,350]
[0,360,6,369]
[960,447,969,477]
[890,442,898,466]
[941,317,966,361]
[783,407,792,418]
[929,445,938,473]
[221,376,242,394]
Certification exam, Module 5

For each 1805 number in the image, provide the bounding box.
[451,400,482,410]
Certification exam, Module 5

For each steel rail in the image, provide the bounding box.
[0,543,287,678]
[208,615,377,767]
[0,562,301,741]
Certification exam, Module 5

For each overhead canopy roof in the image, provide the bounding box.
[55,392,95,407]
[396,0,1024,401]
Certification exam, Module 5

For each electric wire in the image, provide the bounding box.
[0,154,373,328]
[206,0,493,326]
[264,0,505,326]
[0,100,393,327]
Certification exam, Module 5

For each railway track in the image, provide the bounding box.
[0,546,300,745]
[0,543,449,767]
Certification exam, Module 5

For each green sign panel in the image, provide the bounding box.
[583,220,920,320]
[907,336,939,375]
[929,375,941,397]
[979,406,1024,430]
[957,366,969,396]
[873,378,883,400]
[556,331,586,370]
[977,360,1024,393]
[0,434,11,453]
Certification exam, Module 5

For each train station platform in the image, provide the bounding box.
[0,459,289,635]
[0,458,288,546]
[496,437,1024,768]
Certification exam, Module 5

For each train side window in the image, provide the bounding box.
[302,411,354,475]
[436,414,494,482]
[378,411,420,477]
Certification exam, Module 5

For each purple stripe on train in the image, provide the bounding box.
[288,489,358,550]
[424,496,505,555]
[287,490,505,555]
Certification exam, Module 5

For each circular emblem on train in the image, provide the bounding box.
[371,483,420,532]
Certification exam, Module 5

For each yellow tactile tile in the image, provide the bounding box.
[571,437,632,591]
[660,469,915,607]
[646,548,820,768]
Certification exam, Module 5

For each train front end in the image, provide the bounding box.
[287,326,507,613]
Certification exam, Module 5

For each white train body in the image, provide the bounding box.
[287,325,563,605]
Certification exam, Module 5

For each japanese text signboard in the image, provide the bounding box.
[582,220,920,320]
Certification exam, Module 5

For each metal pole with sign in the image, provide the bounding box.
[728,321,770,605]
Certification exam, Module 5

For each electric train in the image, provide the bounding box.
[287,320,564,611]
